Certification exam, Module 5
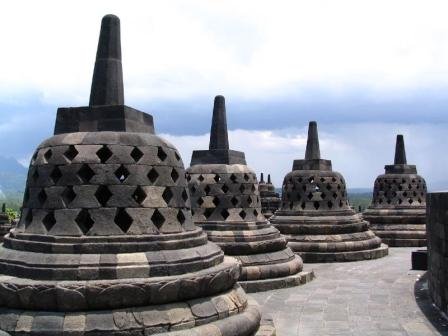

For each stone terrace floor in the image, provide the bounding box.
[250,248,448,336]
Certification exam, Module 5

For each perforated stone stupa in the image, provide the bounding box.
[363,135,427,247]
[0,204,11,243]
[186,96,312,292]
[0,15,265,336]
[270,121,388,263]
[259,174,281,219]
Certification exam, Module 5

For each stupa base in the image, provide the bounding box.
[239,270,315,293]
[0,285,263,336]
[375,236,426,247]
[293,243,389,263]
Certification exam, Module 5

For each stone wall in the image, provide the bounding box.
[427,192,448,312]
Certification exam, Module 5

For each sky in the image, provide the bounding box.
[0,0,448,188]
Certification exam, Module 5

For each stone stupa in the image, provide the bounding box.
[0,204,11,242]
[259,174,281,219]
[186,96,312,292]
[270,121,388,263]
[363,135,427,247]
[0,15,266,336]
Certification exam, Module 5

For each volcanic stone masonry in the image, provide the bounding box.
[259,174,281,219]
[363,135,427,247]
[0,15,269,336]
[270,121,388,263]
[0,204,11,243]
[427,192,448,315]
[186,95,313,293]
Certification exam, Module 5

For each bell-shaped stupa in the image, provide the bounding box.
[0,204,11,242]
[259,174,281,219]
[270,121,388,262]
[186,96,312,293]
[363,135,427,247]
[0,16,264,335]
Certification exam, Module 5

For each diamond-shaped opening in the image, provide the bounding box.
[244,174,249,181]
[398,198,403,204]
[332,177,337,182]
[251,185,256,192]
[418,198,422,203]
[239,210,246,219]
[44,149,52,162]
[24,209,33,227]
[408,198,414,204]
[301,202,306,209]
[302,185,307,192]
[132,186,147,205]
[177,210,186,224]
[198,174,205,182]
[204,208,214,219]
[50,166,62,184]
[42,211,56,232]
[181,189,189,202]
[38,188,47,205]
[212,197,220,207]
[162,187,173,204]
[95,185,113,207]
[408,184,412,190]
[96,145,113,163]
[114,208,133,233]
[78,164,95,183]
[308,176,315,183]
[387,199,392,204]
[174,151,181,161]
[307,192,313,200]
[171,168,179,182]
[333,193,338,199]
[313,201,320,210]
[239,184,245,193]
[147,168,159,183]
[247,196,253,205]
[326,184,332,191]
[231,196,239,206]
[298,177,303,183]
[315,185,321,191]
[130,147,144,162]
[197,197,204,206]
[230,174,237,183]
[321,193,326,199]
[337,185,341,190]
[114,165,129,183]
[320,177,325,182]
[151,209,165,229]
[222,184,229,193]
[204,185,211,195]
[403,191,408,197]
[62,186,76,207]
[186,173,191,181]
[191,185,197,194]
[32,168,39,182]
[254,209,259,217]
[64,145,78,162]
[339,200,344,207]
[327,200,333,209]
[214,174,221,182]
[157,147,168,161]
[221,209,230,220]
[75,209,94,235]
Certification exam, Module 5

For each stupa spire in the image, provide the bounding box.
[209,95,229,150]
[268,174,272,184]
[305,121,321,160]
[89,14,124,106]
[260,173,265,183]
[394,134,407,165]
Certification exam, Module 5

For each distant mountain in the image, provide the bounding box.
[0,156,27,198]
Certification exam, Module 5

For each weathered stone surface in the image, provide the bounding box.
[271,121,388,262]
[187,96,311,292]
[363,135,427,247]
[0,15,263,335]
[0,204,11,243]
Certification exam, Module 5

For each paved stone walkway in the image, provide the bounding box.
[250,248,448,336]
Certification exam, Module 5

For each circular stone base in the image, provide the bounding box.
[296,244,389,263]
[378,237,426,247]
[239,270,314,293]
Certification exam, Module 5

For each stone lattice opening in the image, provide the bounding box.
[147,168,159,183]
[62,186,76,207]
[50,166,63,184]
[75,209,94,235]
[95,185,113,206]
[78,164,95,183]
[96,145,113,163]
[162,187,173,204]
[114,165,129,183]
[114,208,133,233]
[130,147,144,162]
[42,211,56,232]
[157,147,167,161]
[64,145,79,162]
[132,186,147,205]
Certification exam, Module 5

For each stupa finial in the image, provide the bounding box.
[89,14,124,106]
[260,173,264,182]
[394,134,407,165]
[209,95,229,150]
[305,121,321,160]
[1,203,5,213]
[268,174,272,184]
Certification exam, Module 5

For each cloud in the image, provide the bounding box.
[161,122,448,189]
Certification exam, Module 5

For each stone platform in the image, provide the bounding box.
[251,248,448,336]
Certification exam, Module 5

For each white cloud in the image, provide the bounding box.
[161,122,448,189]
[1,0,448,105]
